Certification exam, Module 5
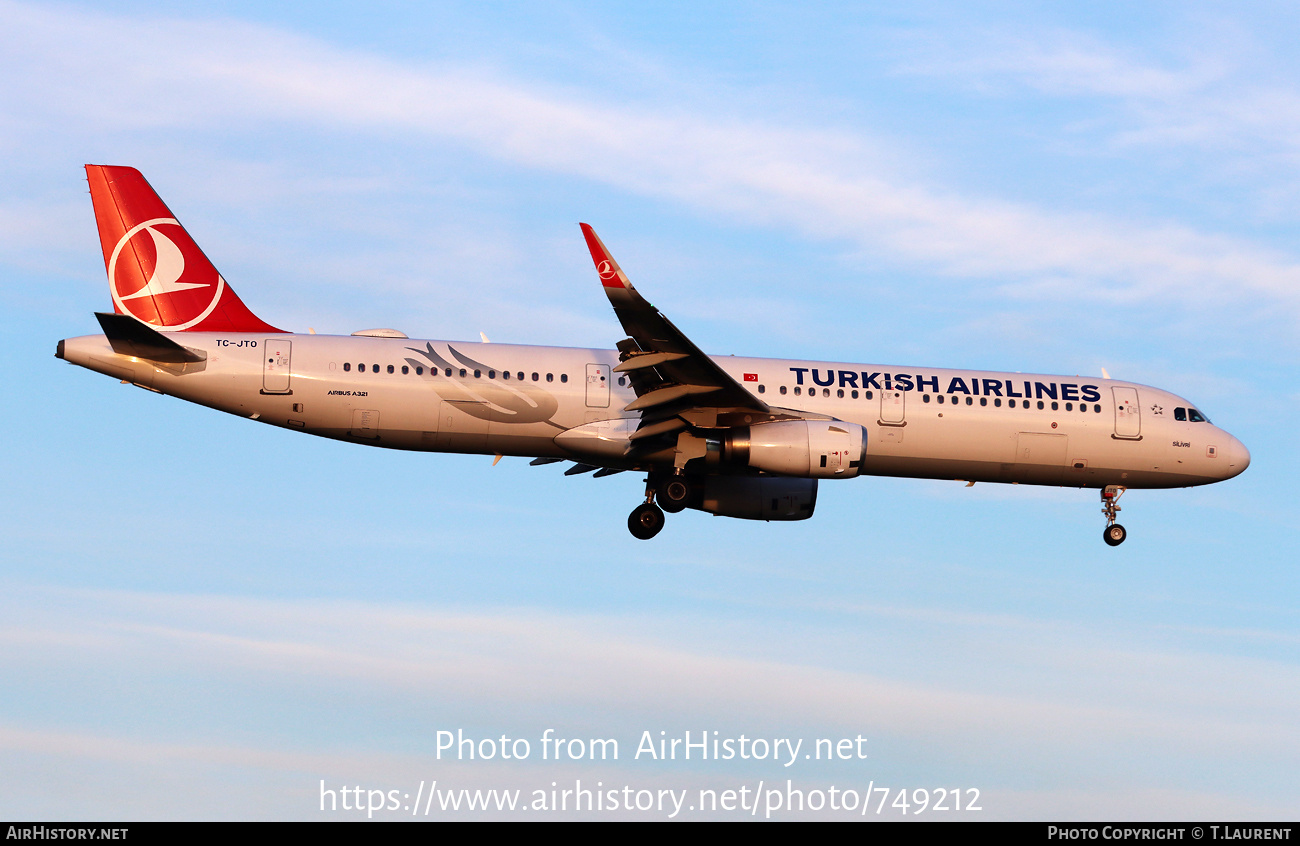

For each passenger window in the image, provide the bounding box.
[980,397,988,407]
[561,374,568,383]
[502,370,510,380]
[546,373,553,382]
[416,366,423,375]
[1175,407,1187,421]
[474,370,481,378]
[965,396,972,405]
[1065,402,1073,411]
[780,386,787,395]
[1051,401,1058,411]
[618,376,626,386]
[401,365,408,375]
[459,369,466,378]
[489,370,496,379]
[1037,400,1044,410]
[994,398,1001,407]
[923,393,931,403]
[866,390,874,400]
[851,390,859,399]
[517,372,524,381]
[823,388,830,398]
[343,362,351,372]
[1093,404,1101,413]
[758,385,766,394]
[794,386,802,396]
[936,394,944,404]
[387,364,395,374]
[837,389,844,398]
[532,372,539,381]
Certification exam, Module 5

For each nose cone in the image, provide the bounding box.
[1220,433,1250,479]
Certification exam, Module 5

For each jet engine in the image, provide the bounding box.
[691,476,818,521]
[721,420,866,478]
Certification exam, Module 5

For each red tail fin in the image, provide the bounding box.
[86,165,283,333]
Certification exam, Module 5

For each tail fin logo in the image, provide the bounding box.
[108,217,226,330]
[596,260,617,281]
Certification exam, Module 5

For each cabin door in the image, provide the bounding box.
[262,339,292,394]
[1112,387,1141,439]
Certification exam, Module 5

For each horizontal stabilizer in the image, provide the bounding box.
[95,312,207,363]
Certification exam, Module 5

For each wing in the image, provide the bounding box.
[581,224,808,448]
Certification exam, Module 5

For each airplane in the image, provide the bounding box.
[57,165,1250,544]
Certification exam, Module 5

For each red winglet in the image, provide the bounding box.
[579,223,635,292]
[86,165,284,333]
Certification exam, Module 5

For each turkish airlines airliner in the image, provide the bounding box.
[57,166,1250,543]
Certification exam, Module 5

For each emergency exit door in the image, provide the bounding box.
[586,363,610,408]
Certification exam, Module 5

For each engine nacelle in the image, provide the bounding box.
[723,420,866,478]
[692,476,818,521]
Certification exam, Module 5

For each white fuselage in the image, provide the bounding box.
[57,331,1250,490]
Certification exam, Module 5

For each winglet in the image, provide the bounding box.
[579,223,636,294]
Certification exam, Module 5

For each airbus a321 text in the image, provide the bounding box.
[58,166,1250,544]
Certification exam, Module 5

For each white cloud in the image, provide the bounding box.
[893,27,1216,99]
[891,22,1300,168]
[2,582,1298,818]
[2,2,1300,322]
[7,586,1299,754]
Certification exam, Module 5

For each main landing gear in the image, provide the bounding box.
[628,501,665,540]
[627,473,693,540]
[1101,485,1127,547]
[656,475,692,513]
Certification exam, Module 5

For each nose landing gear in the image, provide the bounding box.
[1101,485,1127,546]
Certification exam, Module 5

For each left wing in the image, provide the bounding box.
[579,224,810,445]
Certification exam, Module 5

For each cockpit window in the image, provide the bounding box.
[1174,407,1186,421]
[1188,408,1208,423]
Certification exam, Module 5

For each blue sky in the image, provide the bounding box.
[2,1,1297,820]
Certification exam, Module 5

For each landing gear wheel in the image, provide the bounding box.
[628,503,665,540]
[657,477,691,514]
[1100,485,1128,547]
